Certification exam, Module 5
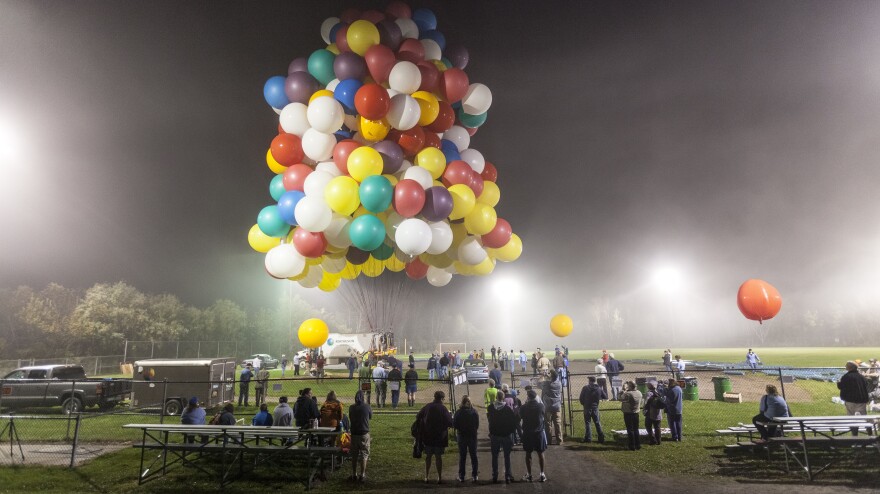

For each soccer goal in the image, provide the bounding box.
[438,342,467,354]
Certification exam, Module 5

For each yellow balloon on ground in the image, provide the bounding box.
[385,256,406,272]
[347,146,383,182]
[448,184,476,220]
[346,20,380,56]
[550,314,573,337]
[248,224,281,253]
[298,318,330,348]
[412,91,440,126]
[359,116,391,142]
[340,262,362,280]
[318,272,341,292]
[325,176,361,215]
[415,147,447,179]
[310,89,335,103]
[463,203,497,235]
[266,149,286,174]
[326,43,340,55]
[492,233,522,262]
[477,181,500,207]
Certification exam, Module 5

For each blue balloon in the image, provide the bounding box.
[269,175,287,202]
[263,75,289,109]
[411,8,437,33]
[277,190,305,225]
[359,175,393,213]
[440,139,461,163]
[257,205,291,238]
[334,78,363,113]
[419,30,446,51]
[349,214,386,251]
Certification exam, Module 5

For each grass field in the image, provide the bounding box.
[565,347,880,367]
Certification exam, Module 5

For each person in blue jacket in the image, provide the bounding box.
[665,378,683,441]
[238,364,253,406]
[752,384,788,442]
[252,403,274,426]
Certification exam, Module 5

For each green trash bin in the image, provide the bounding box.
[684,377,699,401]
[636,377,648,395]
[711,376,732,401]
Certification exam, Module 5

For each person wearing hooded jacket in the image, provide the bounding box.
[349,390,372,482]
[541,370,564,445]
[453,395,480,482]
[488,391,518,483]
[294,388,319,428]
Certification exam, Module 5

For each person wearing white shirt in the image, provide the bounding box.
[594,359,608,398]
[253,356,262,371]
[372,364,388,408]
[675,355,686,380]
[519,351,527,372]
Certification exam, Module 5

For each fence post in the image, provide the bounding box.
[566,370,574,438]
[176,341,179,359]
[160,379,168,424]
[150,341,155,359]
[94,357,99,376]
[777,368,787,400]
[123,340,128,364]
[448,374,456,412]
[69,413,82,469]
[66,379,76,440]
[217,341,220,358]
[0,378,4,411]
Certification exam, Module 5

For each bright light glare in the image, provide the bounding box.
[493,277,521,299]
[652,266,683,291]
[0,119,22,164]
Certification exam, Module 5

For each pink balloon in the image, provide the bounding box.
[481,218,511,248]
[282,164,313,191]
[442,160,472,187]
[293,229,328,258]
[439,68,469,103]
[365,44,396,83]
[393,179,426,218]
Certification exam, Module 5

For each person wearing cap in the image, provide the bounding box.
[181,396,206,425]
[838,361,870,430]
[387,363,403,408]
[252,403,273,426]
[405,364,419,407]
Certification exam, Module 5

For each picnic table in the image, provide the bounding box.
[768,415,880,481]
[123,423,341,488]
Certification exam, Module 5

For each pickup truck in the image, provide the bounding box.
[0,364,132,413]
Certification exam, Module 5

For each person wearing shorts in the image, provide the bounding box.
[518,389,547,482]
[405,364,419,407]
[417,390,454,483]
[348,390,372,482]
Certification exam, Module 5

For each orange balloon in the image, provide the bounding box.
[737,279,782,324]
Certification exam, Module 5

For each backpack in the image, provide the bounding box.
[209,412,222,425]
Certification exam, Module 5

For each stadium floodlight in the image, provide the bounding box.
[492,276,522,300]
[652,265,683,292]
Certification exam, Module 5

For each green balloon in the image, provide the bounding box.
[269,175,286,202]
[349,214,386,251]
[257,205,290,238]
[457,107,488,128]
[371,242,394,261]
[359,175,393,213]
[308,49,337,86]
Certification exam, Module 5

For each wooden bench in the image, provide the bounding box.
[611,428,672,438]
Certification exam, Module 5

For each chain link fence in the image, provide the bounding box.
[0,356,124,377]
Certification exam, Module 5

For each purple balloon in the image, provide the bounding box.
[333,51,366,81]
[345,247,370,265]
[421,186,453,222]
[284,71,320,104]
[288,57,308,74]
[445,44,469,70]
[377,19,402,51]
[373,140,404,174]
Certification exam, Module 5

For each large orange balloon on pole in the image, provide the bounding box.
[737,279,782,324]
[550,314,573,337]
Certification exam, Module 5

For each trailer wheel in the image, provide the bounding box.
[61,396,83,414]
[164,399,182,416]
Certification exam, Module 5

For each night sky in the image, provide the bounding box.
[2,1,880,346]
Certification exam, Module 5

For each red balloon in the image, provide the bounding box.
[481,218,511,248]
[393,179,426,217]
[333,140,361,175]
[405,257,429,280]
[481,161,498,182]
[425,101,455,133]
[360,9,385,23]
[335,24,351,53]
[385,1,411,19]
[416,61,440,93]
[293,229,328,258]
[465,126,478,137]
[364,44,396,83]
[354,84,391,120]
[270,133,304,166]
[282,164,314,191]
[397,38,425,63]
[439,68,469,103]
[469,169,484,197]
[389,127,425,157]
[423,130,441,150]
[340,8,361,24]
[737,279,782,324]
[442,160,472,187]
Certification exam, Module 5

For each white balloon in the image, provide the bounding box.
[426,266,452,287]
[388,61,422,95]
[265,244,306,279]
[323,213,352,248]
[458,236,487,265]
[301,128,336,161]
[420,39,442,61]
[426,221,453,255]
[321,255,347,274]
[343,114,358,132]
[403,166,433,189]
[306,96,345,134]
[303,170,334,198]
[394,159,413,177]
[460,148,486,174]
[443,125,471,152]
[395,218,433,256]
[279,103,310,137]
[320,17,340,44]
[386,88,401,99]
[326,78,340,92]
[386,93,421,131]
[384,211,405,238]
[462,83,493,115]
[315,161,341,177]
[272,107,283,115]
[299,265,324,288]
[395,17,419,39]
[294,195,332,232]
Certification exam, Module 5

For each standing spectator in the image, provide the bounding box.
[358,361,373,405]
[488,392,518,484]
[541,370,564,445]
[252,356,262,372]
[601,350,609,365]
[605,353,625,401]
[491,346,497,362]
[320,391,343,429]
[255,366,270,406]
[620,381,643,451]
[316,353,326,382]
[405,364,419,407]
[484,379,500,427]
[519,389,547,483]
[417,390,454,484]
[439,353,451,380]
[507,388,524,445]
[746,349,761,372]
[674,355,686,380]
[409,352,416,368]
[453,395,480,483]
[427,354,438,380]
[665,379,683,441]
[553,350,567,386]
[280,354,288,378]
[273,396,293,426]
[499,350,506,371]
[644,383,665,445]
[238,364,253,407]
[454,351,462,369]
[293,353,301,376]
[252,403,273,426]
[662,349,673,374]
[387,364,403,408]
[579,376,607,443]
[489,363,503,388]
[595,359,609,397]
[519,350,527,372]
[372,362,388,408]
[752,384,788,442]
[349,390,372,482]
[294,388,320,428]
[530,353,538,376]
[537,352,551,376]
[347,354,358,380]
[838,361,870,434]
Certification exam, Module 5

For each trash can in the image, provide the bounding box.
[711,376,732,401]
[683,377,699,401]
[636,377,648,395]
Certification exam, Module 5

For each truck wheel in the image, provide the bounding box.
[164,399,182,416]
[61,397,83,414]
[98,402,117,412]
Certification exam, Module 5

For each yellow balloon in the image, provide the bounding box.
[248,224,281,253]
[306,256,323,266]
[326,43,340,55]
[453,260,476,276]
[287,264,309,281]
[448,184,476,220]
[346,20,380,56]
[382,174,399,186]
[362,257,385,277]
[310,89,335,103]
[550,314,573,337]
[449,221,468,250]
[492,233,522,262]
[298,318,330,348]
[266,149,286,174]
[318,272,342,292]
[384,256,406,272]
[352,205,371,218]
[477,181,500,207]
[463,203,497,235]
[347,146,383,182]
[415,147,447,179]
[421,253,454,269]
[411,91,440,126]
[473,256,496,276]
[321,255,347,273]
[325,176,361,215]
[359,116,391,142]
[340,262,362,280]
[431,60,448,72]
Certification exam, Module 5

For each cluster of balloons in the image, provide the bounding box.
[737,279,782,324]
[550,314,573,337]
[298,318,330,348]
[248,2,522,291]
